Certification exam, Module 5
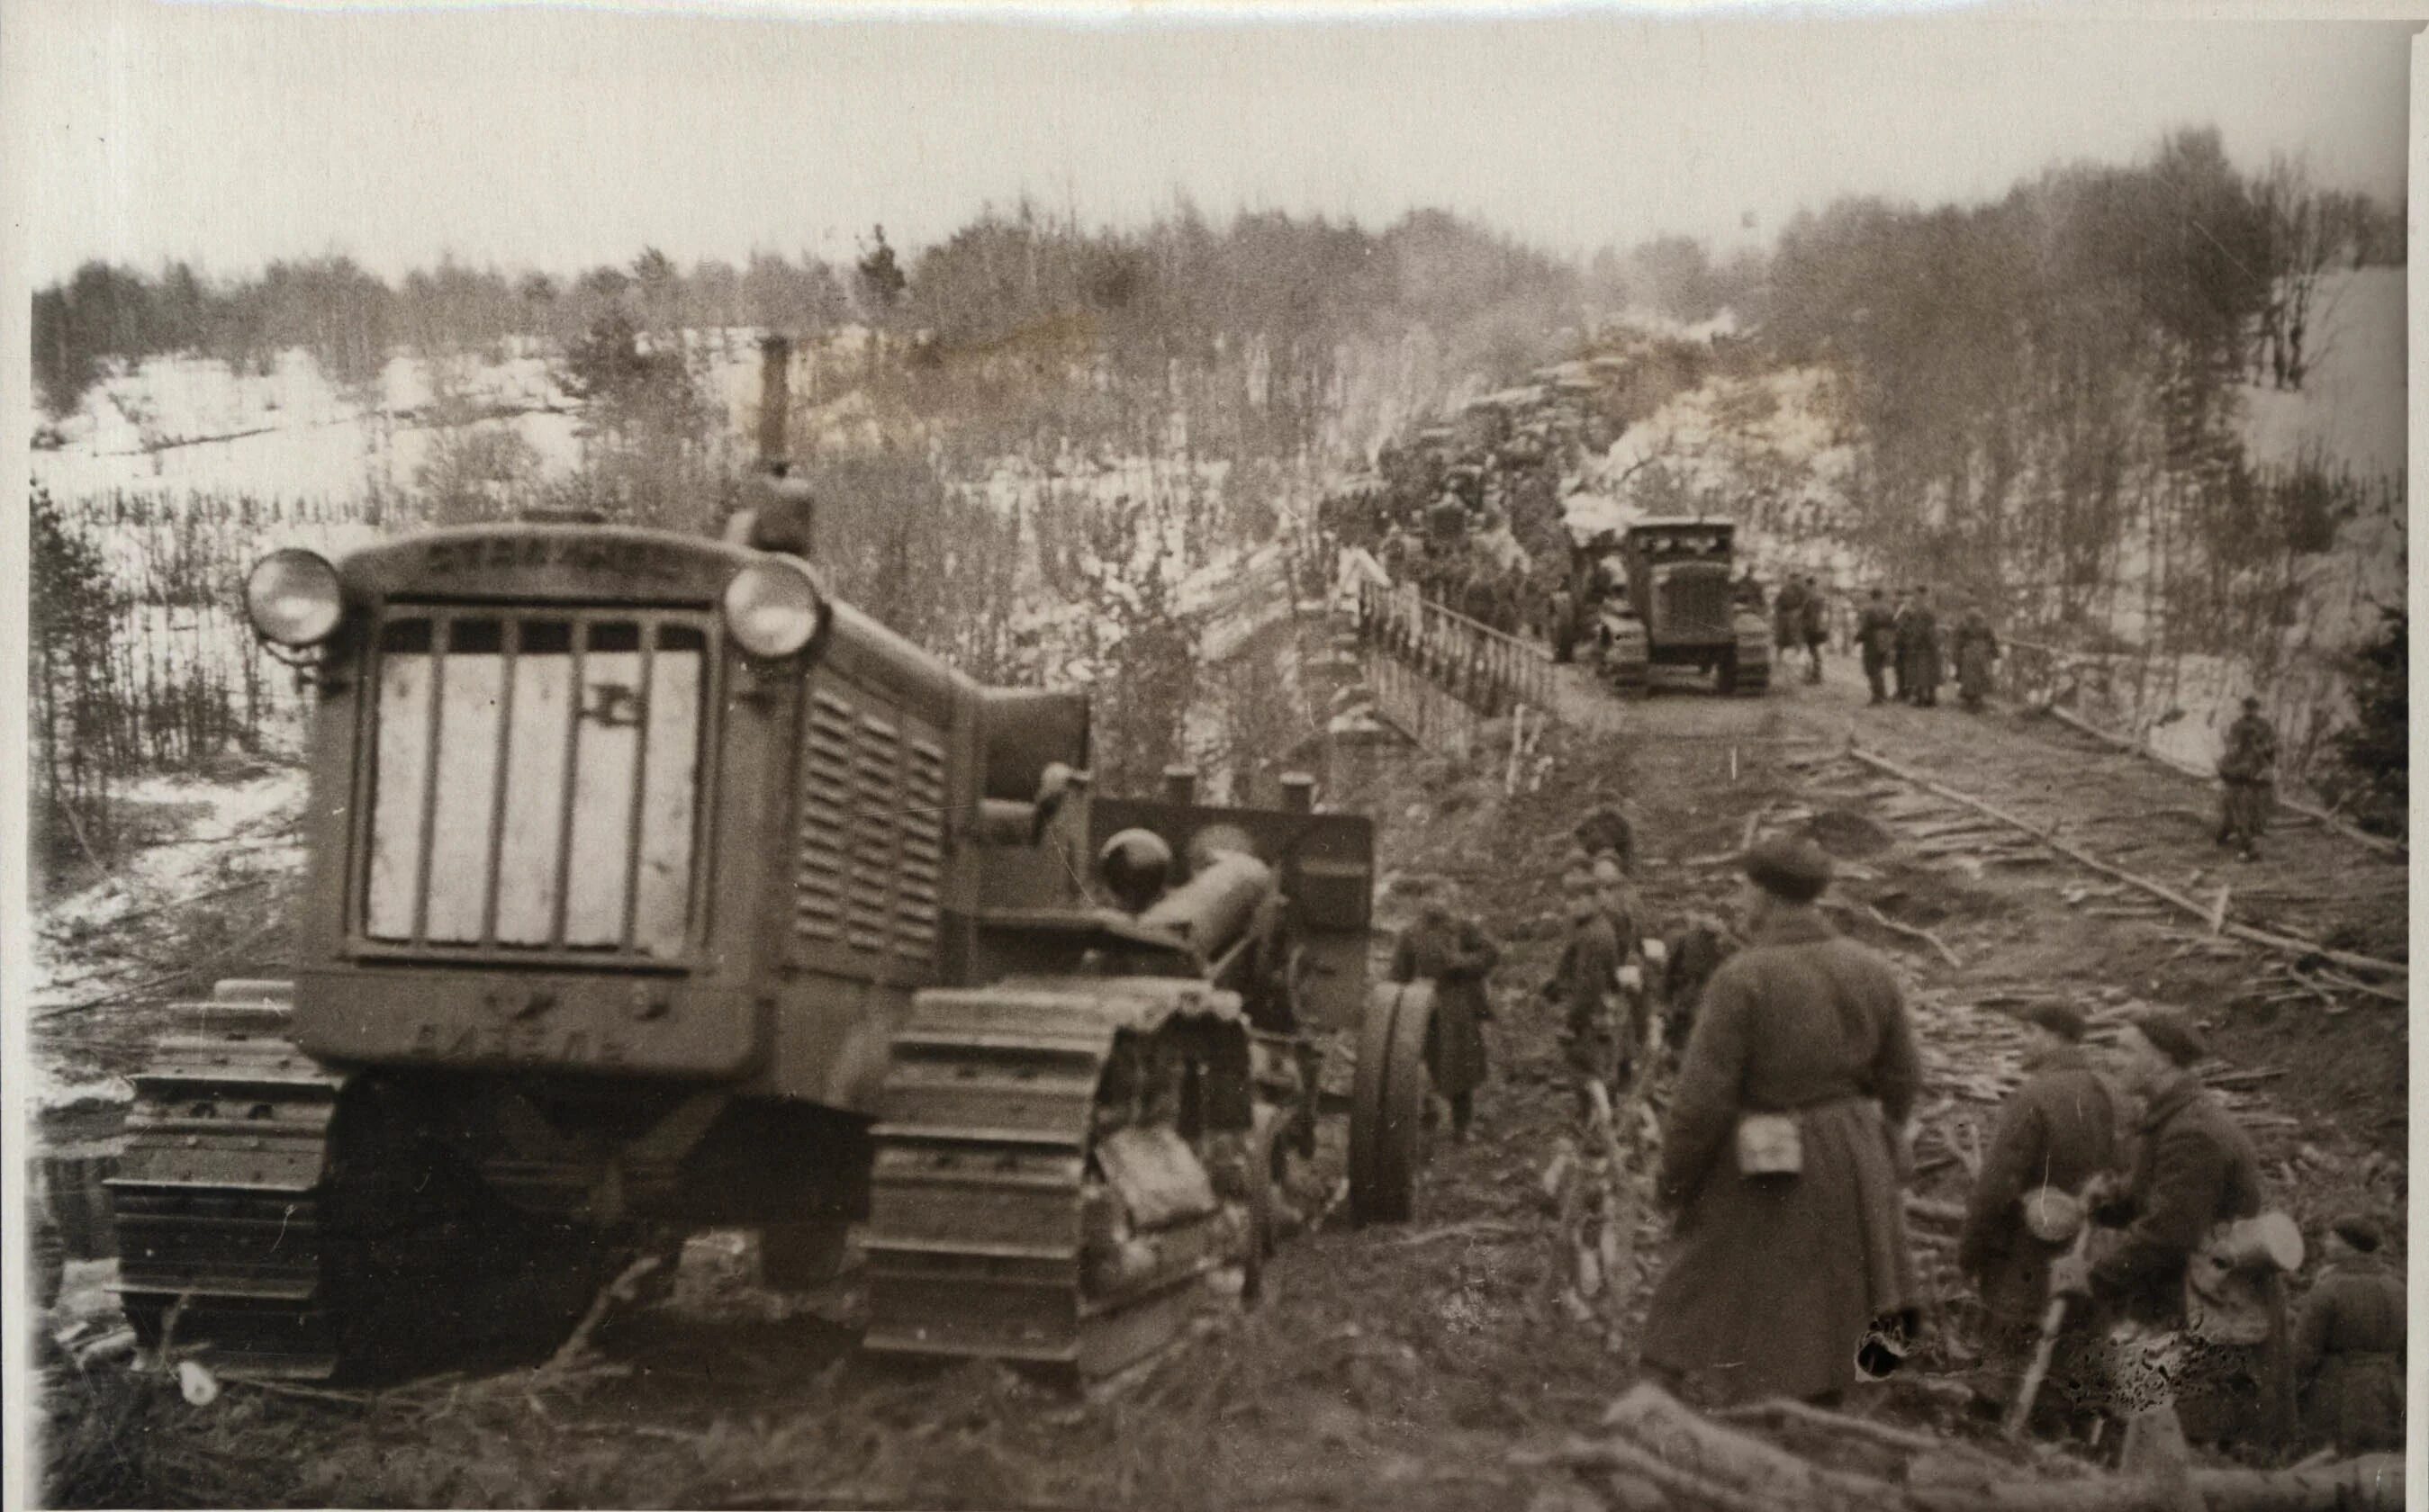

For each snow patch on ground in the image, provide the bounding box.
[32,765,308,1112]
[2242,266,2405,482]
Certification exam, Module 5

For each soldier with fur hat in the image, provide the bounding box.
[1640,834,1924,1406]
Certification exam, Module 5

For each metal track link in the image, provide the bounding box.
[108,1021,347,1380]
[863,986,1240,1376]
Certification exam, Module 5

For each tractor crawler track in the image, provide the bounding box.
[109,1003,638,1382]
[109,1024,348,1379]
[863,984,1246,1377]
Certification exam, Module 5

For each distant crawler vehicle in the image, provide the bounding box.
[1581,518,1771,698]
[108,341,1432,1386]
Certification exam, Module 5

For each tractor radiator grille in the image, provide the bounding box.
[361,608,710,961]
[1657,568,1732,641]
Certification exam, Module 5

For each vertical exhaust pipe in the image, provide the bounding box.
[757,334,792,471]
[741,333,815,556]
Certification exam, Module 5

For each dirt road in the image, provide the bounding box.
[39,649,2405,1508]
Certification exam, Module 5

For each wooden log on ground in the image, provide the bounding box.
[2045,706,2404,860]
[1551,1383,2405,1512]
[1596,1384,1905,1510]
[1915,1454,2406,1512]
[1520,1433,1806,1512]
[1846,746,2406,984]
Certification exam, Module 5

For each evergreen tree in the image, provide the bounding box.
[2317,604,2406,837]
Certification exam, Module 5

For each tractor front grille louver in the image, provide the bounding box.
[795,688,944,964]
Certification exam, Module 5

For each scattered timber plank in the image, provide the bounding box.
[2048,705,2405,860]
[1389,1219,1528,1249]
[1844,899,1963,969]
[1847,745,2407,986]
[1903,816,2015,842]
[2313,969,2406,1006]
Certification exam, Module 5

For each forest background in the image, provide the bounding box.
[26,125,2408,876]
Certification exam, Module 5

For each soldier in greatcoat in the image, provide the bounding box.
[2055,1008,2275,1445]
[1955,1001,2121,1426]
[1640,835,1923,1407]
[1889,590,1916,702]
[1548,873,1623,1120]
[1549,577,1581,663]
[1857,589,1898,706]
[2217,697,2279,862]
[1591,857,1650,1084]
[1657,907,1736,1076]
[2292,1213,2404,1455]
[1389,879,1499,1143]
[1954,608,2000,712]
[1772,576,1808,669]
[1799,576,1829,683]
[1901,587,1944,706]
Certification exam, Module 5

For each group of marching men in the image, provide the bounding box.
[1385,814,2398,1460]
[1743,576,2006,712]
[1845,584,2004,711]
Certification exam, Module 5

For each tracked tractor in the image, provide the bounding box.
[108,342,1428,1385]
[1586,517,1770,698]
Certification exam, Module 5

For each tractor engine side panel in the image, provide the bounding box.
[756,629,984,1115]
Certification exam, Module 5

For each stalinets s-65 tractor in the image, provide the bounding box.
[108,376,1432,1383]
[1585,517,1771,698]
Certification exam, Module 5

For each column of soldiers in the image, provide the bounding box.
[1849,584,2008,711]
[1384,800,2380,1459]
[1378,518,1540,637]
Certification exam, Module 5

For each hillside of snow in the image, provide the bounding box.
[1545,270,2403,778]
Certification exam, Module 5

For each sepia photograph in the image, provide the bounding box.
[4,3,2412,1507]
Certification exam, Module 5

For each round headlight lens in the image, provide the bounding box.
[722,558,825,660]
[244,549,344,647]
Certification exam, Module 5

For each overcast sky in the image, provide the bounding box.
[7,4,2415,285]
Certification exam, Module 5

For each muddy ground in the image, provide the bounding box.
[33,646,2406,1508]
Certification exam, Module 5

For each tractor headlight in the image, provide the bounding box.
[243,550,344,647]
[722,557,826,660]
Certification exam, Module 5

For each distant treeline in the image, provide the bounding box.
[29,135,2407,839]
[1752,130,2401,653]
[32,205,1590,426]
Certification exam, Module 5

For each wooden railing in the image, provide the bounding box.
[1354,580,1554,718]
